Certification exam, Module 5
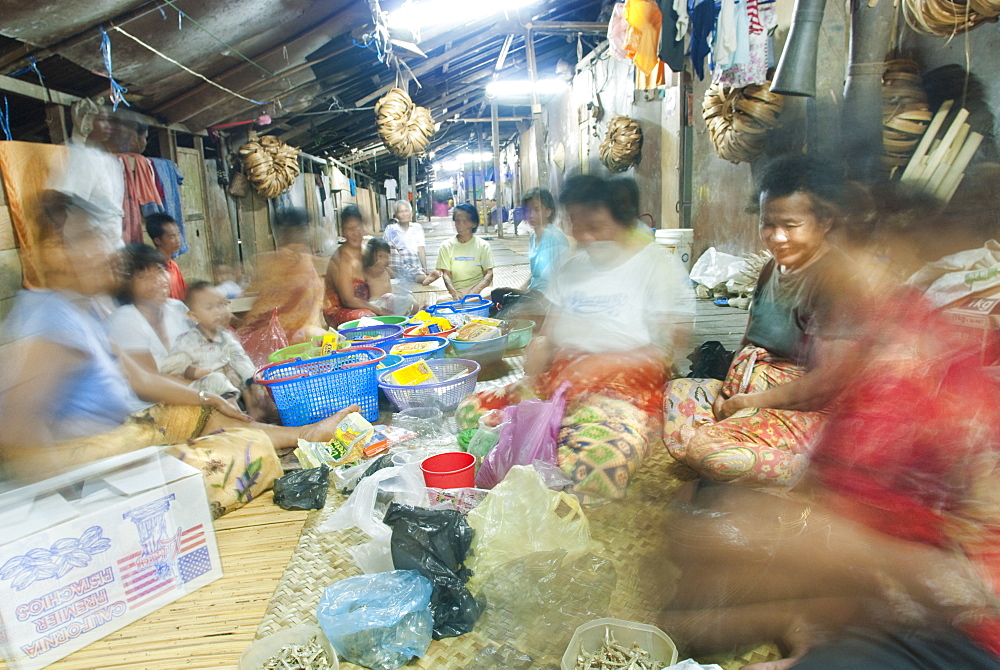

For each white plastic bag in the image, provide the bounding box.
[689,247,746,288]
[321,463,428,541]
[906,239,1000,308]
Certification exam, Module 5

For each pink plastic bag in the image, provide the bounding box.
[240,308,289,368]
[475,383,570,489]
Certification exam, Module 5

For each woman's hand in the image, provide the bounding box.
[714,392,754,421]
[206,393,251,422]
[187,366,212,380]
[524,335,554,377]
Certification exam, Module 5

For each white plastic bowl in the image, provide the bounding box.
[239,624,339,670]
[561,618,678,670]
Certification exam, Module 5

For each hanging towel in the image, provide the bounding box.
[119,154,163,245]
[149,157,188,255]
[0,141,69,287]
[688,0,718,80]
[658,0,687,72]
[713,0,738,71]
[624,0,664,77]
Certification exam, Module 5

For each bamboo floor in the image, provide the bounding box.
[1,492,309,670]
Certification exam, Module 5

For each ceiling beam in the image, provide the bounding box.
[354,25,505,107]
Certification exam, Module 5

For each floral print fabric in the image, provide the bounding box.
[663,345,825,486]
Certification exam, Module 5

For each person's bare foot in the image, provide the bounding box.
[421,270,441,286]
[298,405,360,443]
[742,657,802,670]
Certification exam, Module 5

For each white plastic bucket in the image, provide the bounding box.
[654,228,694,269]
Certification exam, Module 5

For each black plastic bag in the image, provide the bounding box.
[272,465,330,510]
[383,503,481,639]
[687,340,735,380]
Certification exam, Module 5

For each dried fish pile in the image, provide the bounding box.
[260,635,334,670]
[574,629,658,670]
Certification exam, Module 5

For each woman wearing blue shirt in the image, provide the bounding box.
[491,188,569,318]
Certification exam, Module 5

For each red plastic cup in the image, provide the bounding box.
[420,452,476,489]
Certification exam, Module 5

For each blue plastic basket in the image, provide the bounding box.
[386,336,449,362]
[426,296,492,323]
[378,358,481,412]
[338,324,404,349]
[377,353,406,372]
[254,347,385,425]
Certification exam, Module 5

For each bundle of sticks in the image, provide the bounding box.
[899,100,983,204]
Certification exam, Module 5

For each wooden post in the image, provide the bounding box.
[475,122,487,231]
[44,104,68,144]
[491,102,504,239]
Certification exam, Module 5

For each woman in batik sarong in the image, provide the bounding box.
[663,156,867,487]
[457,174,694,502]
[238,208,327,345]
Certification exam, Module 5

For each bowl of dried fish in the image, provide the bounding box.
[239,624,339,670]
[561,618,678,670]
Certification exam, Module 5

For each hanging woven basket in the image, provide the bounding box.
[903,0,999,36]
[238,135,301,199]
[375,88,435,159]
[881,59,932,176]
[703,82,784,165]
[599,115,642,172]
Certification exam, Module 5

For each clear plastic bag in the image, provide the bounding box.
[466,466,601,590]
[475,383,569,489]
[316,570,434,670]
[467,423,501,460]
[320,463,428,542]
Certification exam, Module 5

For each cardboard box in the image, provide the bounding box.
[0,448,223,669]
[941,294,1000,365]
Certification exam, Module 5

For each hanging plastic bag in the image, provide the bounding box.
[384,503,482,639]
[316,570,434,670]
[466,466,601,590]
[475,382,570,489]
[272,465,330,510]
[240,308,288,367]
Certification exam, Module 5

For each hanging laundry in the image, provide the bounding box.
[714,0,774,87]
[120,153,164,245]
[149,157,188,255]
[608,2,630,60]
[747,0,763,34]
[713,0,739,71]
[674,0,690,37]
[624,0,664,77]
[658,0,686,72]
[688,0,719,80]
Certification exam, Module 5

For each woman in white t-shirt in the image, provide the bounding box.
[456,175,694,503]
[108,244,191,375]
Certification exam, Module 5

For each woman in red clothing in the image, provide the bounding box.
[324,205,387,327]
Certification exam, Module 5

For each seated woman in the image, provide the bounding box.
[364,237,415,316]
[659,203,1000,669]
[324,205,388,327]
[108,244,191,374]
[663,155,866,487]
[456,174,694,502]
[436,203,495,300]
[384,200,438,285]
[490,187,569,320]
[238,207,327,346]
[0,193,357,515]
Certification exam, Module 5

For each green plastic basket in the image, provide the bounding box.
[337,315,409,330]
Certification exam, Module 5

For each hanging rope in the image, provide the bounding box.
[0,97,12,141]
[99,27,131,111]
[111,25,265,105]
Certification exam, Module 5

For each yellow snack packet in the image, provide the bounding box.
[387,360,439,386]
[321,331,349,355]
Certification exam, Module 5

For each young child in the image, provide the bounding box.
[145,213,187,300]
[364,237,415,315]
[161,281,271,419]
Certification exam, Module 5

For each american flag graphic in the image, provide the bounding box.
[116,525,209,610]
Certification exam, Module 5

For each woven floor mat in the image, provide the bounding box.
[257,360,782,668]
